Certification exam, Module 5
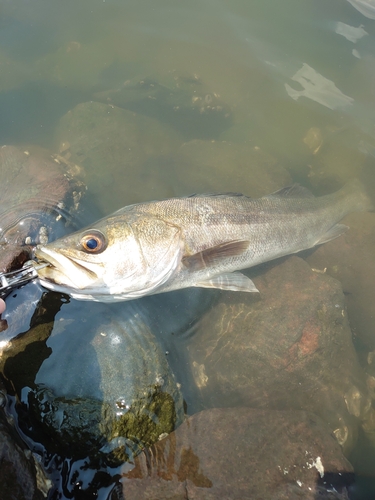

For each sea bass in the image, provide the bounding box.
[35,180,373,302]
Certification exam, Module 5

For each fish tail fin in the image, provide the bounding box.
[339,178,374,213]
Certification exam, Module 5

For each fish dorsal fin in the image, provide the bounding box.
[188,192,251,199]
[182,240,250,271]
[267,184,315,199]
[194,272,259,292]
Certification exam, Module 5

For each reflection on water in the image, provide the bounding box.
[1,0,375,498]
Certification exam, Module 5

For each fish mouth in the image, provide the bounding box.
[35,246,99,290]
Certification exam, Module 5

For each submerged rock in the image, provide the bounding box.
[0,296,185,463]
[55,101,181,213]
[305,127,367,192]
[306,212,375,350]
[122,407,354,500]
[187,256,373,455]
[94,74,233,140]
[0,380,51,500]
[0,145,85,274]
[172,139,292,197]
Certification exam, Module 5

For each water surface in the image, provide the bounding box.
[1,0,375,498]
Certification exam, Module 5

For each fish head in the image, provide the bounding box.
[35,212,183,301]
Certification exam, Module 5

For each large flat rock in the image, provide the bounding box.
[122,407,353,500]
[187,257,373,455]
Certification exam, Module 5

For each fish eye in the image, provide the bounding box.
[80,230,107,253]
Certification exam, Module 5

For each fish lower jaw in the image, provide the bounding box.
[37,277,73,295]
[37,278,130,302]
[36,277,101,301]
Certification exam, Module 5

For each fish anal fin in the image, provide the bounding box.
[194,272,259,292]
[315,223,349,245]
[182,240,250,271]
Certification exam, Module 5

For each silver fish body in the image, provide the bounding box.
[35,180,373,302]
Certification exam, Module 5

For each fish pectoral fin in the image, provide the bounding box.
[194,272,259,292]
[182,240,250,271]
[315,223,349,245]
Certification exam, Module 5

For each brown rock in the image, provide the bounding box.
[0,145,85,273]
[122,407,353,500]
[187,257,371,454]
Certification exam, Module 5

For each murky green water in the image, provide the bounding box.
[2,0,375,498]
